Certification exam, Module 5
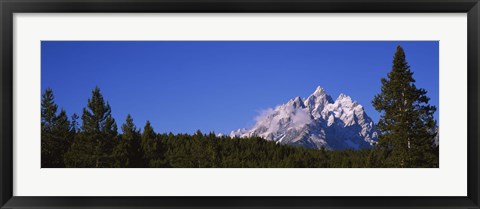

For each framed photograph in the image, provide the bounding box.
[1,0,479,208]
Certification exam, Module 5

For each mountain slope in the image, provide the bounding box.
[230,86,378,150]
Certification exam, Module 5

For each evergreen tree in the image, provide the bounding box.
[141,121,156,157]
[41,88,72,167]
[41,88,58,129]
[81,87,117,135]
[55,109,74,158]
[141,121,165,167]
[372,46,438,168]
[113,114,143,167]
[41,88,60,167]
[65,87,118,167]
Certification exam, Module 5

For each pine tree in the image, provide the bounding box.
[41,88,59,167]
[55,109,73,161]
[41,88,58,129]
[141,121,164,167]
[372,46,438,168]
[141,121,156,156]
[81,87,117,135]
[41,88,72,167]
[65,87,118,167]
[113,114,143,167]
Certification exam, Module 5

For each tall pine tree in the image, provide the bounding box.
[64,87,118,167]
[372,46,438,168]
[41,88,59,167]
[41,88,72,167]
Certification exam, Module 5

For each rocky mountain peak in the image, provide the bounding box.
[230,86,378,150]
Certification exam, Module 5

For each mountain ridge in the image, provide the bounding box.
[230,86,378,150]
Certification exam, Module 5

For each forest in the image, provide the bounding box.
[41,46,439,168]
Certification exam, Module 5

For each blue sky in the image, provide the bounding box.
[41,41,439,134]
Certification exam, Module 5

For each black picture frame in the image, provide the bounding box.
[1,0,479,208]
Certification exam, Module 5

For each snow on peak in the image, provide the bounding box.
[313,86,327,96]
[231,86,378,150]
[230,128,248,138]
[287,96,305,109]
[336,93,353,103]
[304,86,334,115]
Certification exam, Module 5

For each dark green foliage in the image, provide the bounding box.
[64,87,118,168]
[41,88,58,167]
[54,121,436,168]
[41,88,73,168]
[60,126,380,168]
[372,46,438,168]
[141,121,166,167]
[41,88,57,127]
[63,132,98,167]
[113,114,144,167]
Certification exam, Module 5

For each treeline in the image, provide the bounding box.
[41,45,439,168]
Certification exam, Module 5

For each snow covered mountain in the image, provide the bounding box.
[230,86,378,150]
